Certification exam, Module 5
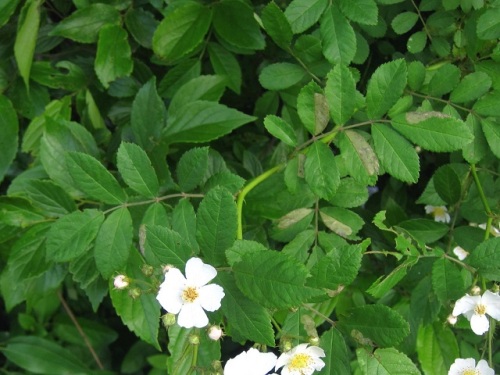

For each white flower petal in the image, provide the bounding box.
[160,268,186,288]
[448,358,477,374]
[452,294,479,317]
[452,246,468,261]
[185,257,217,287]
[224,348,277,375]
[177,302,209,328]
[156,286,183,314]
[482,290,500,320]
[476,359,495,375]
[198,284,224,312]
[307,346,326,358]
[470,313,489,335]
[425,205,434,214]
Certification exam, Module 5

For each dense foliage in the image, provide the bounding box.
[1,0,500,374]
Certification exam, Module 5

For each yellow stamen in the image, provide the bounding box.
[462,369,479,375]
[182,286,199,302]
[289,353,312,371]
[474,303,486,316]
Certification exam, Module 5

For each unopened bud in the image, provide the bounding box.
[452,246,469,261]
[211,360,223,371]
[141,264,154,277]
[447,314,458,325]
[281,338,293,352]
[471,286,481,295]
[113,275,129,289]
[208,325,223,341]
[308,336,320,346]
[492,284,499,294]
[162,264,175,273]
[128,287,141,299]
[189,334,200,345]
[162,313,176,327]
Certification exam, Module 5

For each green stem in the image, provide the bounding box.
[236,165,284,239]
[190,341,199,374]
[470,164,493,240]
[103,193,204,215]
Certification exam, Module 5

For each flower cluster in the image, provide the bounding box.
[452,290,500,335]
[156,257,224,328]
[224,344,325,375]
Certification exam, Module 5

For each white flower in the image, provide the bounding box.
[275,344,325,375]
[453,246,469,261]
[208,325,223,341]
[452,290,500,335]
[113,275,129,289]
[156,257,224,328]
[224,348,277,375]
[478,223,500,237]
[448,358,494,375]
[425,205,451,223]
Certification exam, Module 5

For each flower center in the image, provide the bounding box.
[462,369,479,375]
[289,353,312,371]
[182,286,199,303]
[474,303,486,316]
[433,207,446,217]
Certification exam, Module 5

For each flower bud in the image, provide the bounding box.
[128,287,141,299]
[492,284,499,294]
[113,275,129,289]
[471,286,481,295]
[453,246,469,261]
[162,313,176,327]
[280,338,293,352]
[208,325,223,341]
[308,336,320,346]
[447,314,458,325]
[162,264,175,273]
[141,264,154,277]
[189,333,200,345]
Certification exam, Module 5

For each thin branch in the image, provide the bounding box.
[57,290,104,370]
[410,0,432,41]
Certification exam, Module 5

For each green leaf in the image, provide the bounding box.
[462,115,488,163]
[207,42,242,94]
[110,249,160,350]
[431,258,465,304]
[407,31,427,54]
[320,5,357,65]
[46,209,104,262]
[372,123,420,183]
[328,178,369,208]
[473,91,500,117]
[476,8,500,39]
[176,147,210,192]
[0,0,20,27]
[19,180,76,217]
[163,101,255,144]
[308,241,366,289]
[0,197,45,227]
[417,324,458,375]
[124,8,158,49]
[259,62,306,91]
[131,78,165,151]
[262,2,293,49]
[481,118,500,158]
[50,4,120,43]
[391,12,418,34]
[337,130,379,185]
[14,0,41,88]
[449,72,492,103]
[143,225,192,268]
[339,0,378,25]
[397,219,448,243]
[66,151,127,205]
[0,96,19,184]
[172,199,198,252]
[428,64,461,96]
[366,59,407,119]
[284,0,328,34]
[468,237,500,281]
[95,24,133,88]
[264,115,298,147]
[168,75,226,116]
[319,329,351,375]
[325,64,357,125]
[391,112,473,152]
[3,336,90,374]
[304,141,340,200]
[357,347,421,375]
[297,81,330,136]
[233,251,321,309]
[339,305,410,347]
[94,207,133,279]
[196,187,237,266]
[320,207,364,239]
[407,61,426,91]
[217,273,274,346]
[213,0,265,50]
[117,142,159,198]
[225,240,267,266]
[433,165,461,204]
[367,258,418,298]
[152,2,211,63]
